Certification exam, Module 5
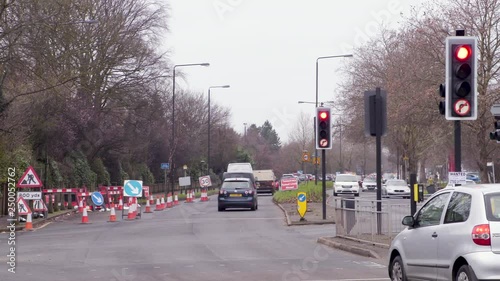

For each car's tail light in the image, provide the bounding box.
[472,224,491,246]
[219,190,227,195]
[248,190,253,194]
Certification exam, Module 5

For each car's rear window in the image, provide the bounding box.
[485,193,500,221]
[222,181,250,189]
[386,180,407,186]
[336,175,357,182]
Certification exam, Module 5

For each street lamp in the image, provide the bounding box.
[208,85,230,175]
[315,54,352,220]
[171,62,210,194]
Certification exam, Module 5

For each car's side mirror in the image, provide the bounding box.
[402,215,414,227]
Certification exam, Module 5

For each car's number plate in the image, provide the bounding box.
[229,194,242,197]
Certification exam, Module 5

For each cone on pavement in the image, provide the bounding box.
[185,191,191,203]
[160,196,166,209]
[174,193,179,205]
[155,197,162,211]
[150,195,154,205]
[127,202,136,220]
[81,207,89,224]
[144,198,152,213]
[78,199,84,213]
[25,213,33,231]
[109,206,117,222]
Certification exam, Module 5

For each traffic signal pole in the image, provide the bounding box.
[454,29,464,173]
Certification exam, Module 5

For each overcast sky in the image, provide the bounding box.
[162,0,415,143]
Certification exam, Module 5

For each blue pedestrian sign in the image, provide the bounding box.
[123,180,143,197]
[91,192,104,206]
[161,163,170,170]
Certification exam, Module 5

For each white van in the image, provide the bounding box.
[227,163,253,173]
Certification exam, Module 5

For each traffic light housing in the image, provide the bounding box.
[445,36,478,120]
[316,107,332,149]
[490,119,500,143]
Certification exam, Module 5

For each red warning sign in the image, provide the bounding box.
[454,99,471,116]
[17,166,43,188]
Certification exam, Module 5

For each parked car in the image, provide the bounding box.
[362,177,377,191]
[333,174,360,197]
[388,184,500,281]
[382,179,411,199]
[218,178,258,211]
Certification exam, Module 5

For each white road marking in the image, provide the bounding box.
[308,279,389,281]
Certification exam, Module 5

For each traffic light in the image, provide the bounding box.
[438,83,446,115]
[316,107,332,149]
[445,36,478,120]
[490,119,500,143]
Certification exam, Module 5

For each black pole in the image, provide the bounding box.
[322,149,326,220]
[314,117,318,185]
[208,88,211,175]
[454,29,464,173]
[171,66,176,196]
[375,87,382,234]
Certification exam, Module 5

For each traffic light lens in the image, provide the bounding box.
[319,112,328,120]
[320,131,327,138]
[319,121,327,129]
[455,81,471,97]
[456,63,471,79]
[456,45,471,61]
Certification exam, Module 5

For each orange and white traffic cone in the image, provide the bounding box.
[78,199,84,213]
[25,213,33,231]
[155,197,162,211]
[160,196,166,210]
[174,193,179,205]
[117,197,123,211]
[166,193,173,208]
[150,195,154,205]
[127,201,136,220]
[144,198,152,213]
[109,206,117,222]
[201,189,208,202]
[81,207,89,224]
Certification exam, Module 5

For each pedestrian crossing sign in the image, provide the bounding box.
[17,166,43,188]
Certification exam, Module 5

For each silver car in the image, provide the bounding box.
[383,179,411,199]
[388,184,500,281]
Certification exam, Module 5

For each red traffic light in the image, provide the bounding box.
[455,45,471,61]
[318,111,328,120]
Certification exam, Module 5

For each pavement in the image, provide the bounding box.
[274,193,391,263]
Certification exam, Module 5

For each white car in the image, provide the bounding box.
[382,179,411,198]
[334,174,360,197]
[362,177,377,191]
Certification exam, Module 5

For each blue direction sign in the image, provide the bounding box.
[297,192,307,218]
[123,180,143,197]
[161,163,170,170]
[298,193,306,202]
[91,192,104,206]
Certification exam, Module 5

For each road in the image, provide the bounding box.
[0,194,391,281]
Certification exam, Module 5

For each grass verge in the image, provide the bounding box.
[273,181,333,204]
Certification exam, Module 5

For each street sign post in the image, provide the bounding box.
[161,163,170,170]
[123,180,143,197]
[297,192,307,221]
[179,176,191,187]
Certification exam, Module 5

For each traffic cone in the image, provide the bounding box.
[166,193,173,208]
[78,199,84,213]
[127,202,136,220]
[174,193,179,205]
[117,197,123,211]
[25,213,33,231]
[185,191,190,203]
[81,207,89,224]
[155,197,162,211]
[144,198,152,213]
[160,196,166,209]
[201,189,208,202]
[149,195,154,205]
[109,206,117,222]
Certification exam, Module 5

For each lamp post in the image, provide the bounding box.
[208,85,230,175]
[171,63,210,195]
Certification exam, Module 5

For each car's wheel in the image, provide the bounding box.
[218,206,225,212]
[456,264,478,281]
[389,255,407,281]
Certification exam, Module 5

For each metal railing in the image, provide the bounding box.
[332,197,423,245]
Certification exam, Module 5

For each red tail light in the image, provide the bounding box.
[245,190,253,195]
[219,190,227,195]
[472,224,491,246]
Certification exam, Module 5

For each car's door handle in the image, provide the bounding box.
[432,232,438,238]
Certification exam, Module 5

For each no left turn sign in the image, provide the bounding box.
[454,99,471,116]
